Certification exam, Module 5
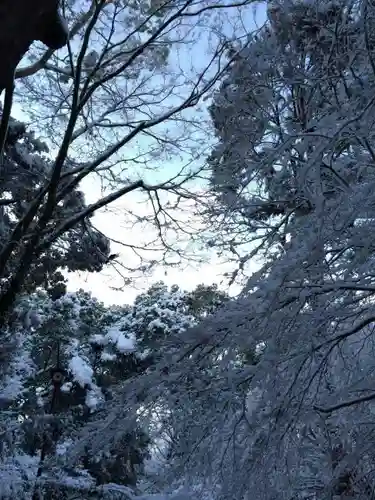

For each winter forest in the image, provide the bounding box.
[3,0,375,498]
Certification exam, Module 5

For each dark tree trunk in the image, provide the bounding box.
[0,0,67,93]
[0,0,68,325]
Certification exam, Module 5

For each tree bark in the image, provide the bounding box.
[0,0,67,93]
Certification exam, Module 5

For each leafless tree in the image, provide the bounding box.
[0,0,256,321]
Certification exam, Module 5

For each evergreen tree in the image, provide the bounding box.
[0,116,111,304]
[185,1,375,499]
[0,282,228,498]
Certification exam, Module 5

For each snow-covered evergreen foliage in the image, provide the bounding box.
[0,115,111,302]
[0,283,227,499]
[180,0,375,498]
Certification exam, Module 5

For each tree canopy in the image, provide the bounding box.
[6,0,375,499]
